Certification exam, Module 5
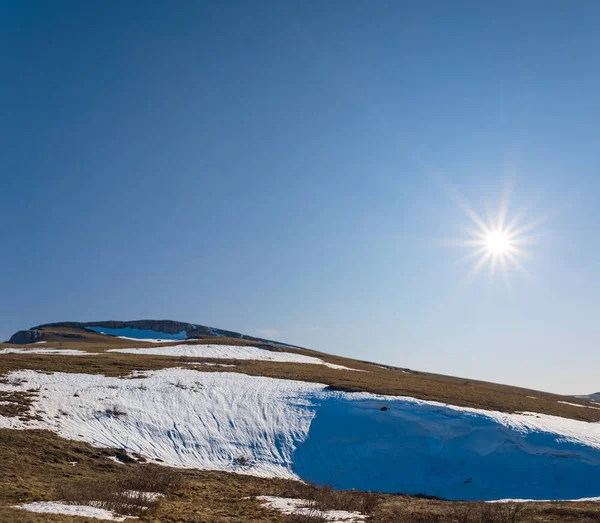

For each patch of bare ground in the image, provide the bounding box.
[2,429,600,522]
[371,497,600,523]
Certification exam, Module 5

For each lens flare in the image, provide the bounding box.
[442,183,540,287]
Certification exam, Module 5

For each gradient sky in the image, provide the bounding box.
[2,1,599,395]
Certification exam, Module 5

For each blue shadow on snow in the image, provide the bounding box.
[85,326,188,340]
[292,394,600,501]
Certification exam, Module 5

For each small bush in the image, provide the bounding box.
[234,455,252,468]
[287,510,328,523]
[281,481,379,514]
[120,465,183,494]
[114,450,136,463]
[57,481,158,517]
[105,406,127,417]
[55,466,182,517]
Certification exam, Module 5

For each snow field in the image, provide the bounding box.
[2,368,600,500]
[108,344,363,371]
[0,348,90,355]
[14,502,128,521]
[0,368,324,478]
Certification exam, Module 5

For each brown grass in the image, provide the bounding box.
[0,353,597,422]
[286,511,328,522]
[2,429,600,522]
[0,390,39,419]
[281,481,379,514]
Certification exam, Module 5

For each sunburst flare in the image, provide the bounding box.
[444,185,539,286]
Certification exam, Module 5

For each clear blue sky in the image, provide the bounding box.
[2,1,599,395]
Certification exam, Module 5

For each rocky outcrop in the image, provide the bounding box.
[7,329,88,344]
[9,329,43,344]
[34,320,234,339]
[10,320,304,350]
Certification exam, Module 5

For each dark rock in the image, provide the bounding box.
[29,319,303,349]
[8,330,43,345]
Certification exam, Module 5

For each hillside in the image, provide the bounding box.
[1,320,600,522]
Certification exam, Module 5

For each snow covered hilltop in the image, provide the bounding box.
[2,319,600,505]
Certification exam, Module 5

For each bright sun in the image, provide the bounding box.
[485,231,511,254]
[443,183,540,286]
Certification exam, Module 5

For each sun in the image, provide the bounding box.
[443,183,541,286]
[485,230,511,255]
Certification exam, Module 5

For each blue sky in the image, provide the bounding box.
[1,1,599,394]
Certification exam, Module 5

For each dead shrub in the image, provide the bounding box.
[56,480,158,517]
[282,481,379,514]
[234,455,252,468]
[286,509,328,523]
[120,465,183,494]
[55,466,182,517]
[104,405,127,417]
[463,502,523,523]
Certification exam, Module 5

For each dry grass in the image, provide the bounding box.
[55,467,180,517]
[286,511,328,522]
[371,497,600,523]
[2,429,600,522]
[281,481,379,514]
[2,326,600,521]
[0,390,39,419]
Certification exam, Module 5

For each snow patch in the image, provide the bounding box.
[3,369,600,500]
[0,348,89,355]
[123,490,163,502]
[0,368,323,478]
[185,362,237,368]
[14,502,129,521]
[108,344,362,371]
[558,401,600,410]
[258,496,365,522]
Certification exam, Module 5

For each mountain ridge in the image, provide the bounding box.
[8,319,299,348]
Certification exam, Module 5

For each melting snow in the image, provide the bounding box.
[2,368,600,500]
[108,344,362,371]
[258,496,365,522]
[14,502,128,521]
[0,348,90,355]
[0,368,323,478]
[557,400,600,410]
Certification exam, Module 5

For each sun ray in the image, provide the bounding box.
[447,187,492,236]
[443,185,539,286]
[456,245,490,266]
[461,250,493,287]
[499,256,512,291]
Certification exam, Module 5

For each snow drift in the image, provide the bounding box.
[1,368,600,501]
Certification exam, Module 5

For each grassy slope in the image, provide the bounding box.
[1,326,597,422]
[2,326,600,522]
[1,430,600,523]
